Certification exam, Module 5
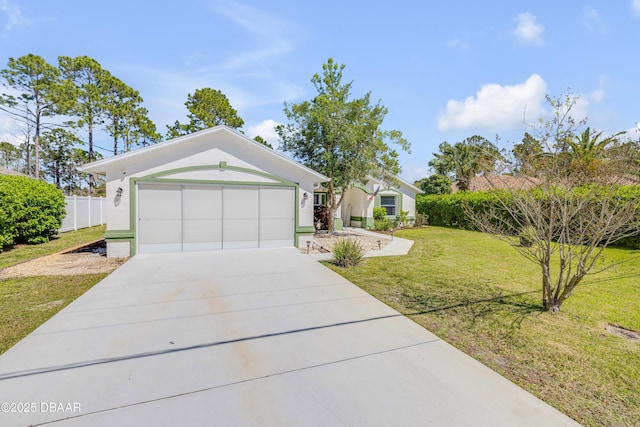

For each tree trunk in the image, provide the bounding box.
[34,132,40,179]
[327,182,335,233]
[88,123,94,195]
[541,262,560,312]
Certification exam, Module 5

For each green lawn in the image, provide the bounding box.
[0,225,106,269]
[0,274,107,354]
[328,227,640,427]
[0,226,108,355]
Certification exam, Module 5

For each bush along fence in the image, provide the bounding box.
[0,175,66,250]
[416,185,640,249]
[59,195,107,233]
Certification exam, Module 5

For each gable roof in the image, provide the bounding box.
[79,125,329,182]
[368,175,423,194]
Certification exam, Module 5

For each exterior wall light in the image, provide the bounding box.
[116,187,123,197]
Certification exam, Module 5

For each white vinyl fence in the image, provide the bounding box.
[59,196,107,233]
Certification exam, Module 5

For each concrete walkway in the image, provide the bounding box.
[0,248,581,426]
[310,227,415,261]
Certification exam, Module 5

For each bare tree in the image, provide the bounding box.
[466,93,640,312]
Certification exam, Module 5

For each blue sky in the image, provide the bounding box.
[1,0,639,182]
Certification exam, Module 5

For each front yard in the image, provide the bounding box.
[328,226,640,427]
[2,225,638,426]
[0,226,112,354]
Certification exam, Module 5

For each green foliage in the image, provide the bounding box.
[253,135,273,148]
[0,141,21,170]
[0,54,62,179]
[332,238,365,267]
[374,219,391,231]
[396,209,409,226]
[416,174,451,195]
[417,191,507,229]
[166,87,244,138]
[417,186,640,248]
[0,175,65,249]
[373,206,387,220]
[276,58,410,231]
[428,135,502,191]
[102,73,159,154]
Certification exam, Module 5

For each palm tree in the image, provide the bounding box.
[429,136,502,191]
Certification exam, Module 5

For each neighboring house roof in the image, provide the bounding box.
[79,125,330,182]
[452,173,640,193]
[0,167,27,176]
[452,174,540,193]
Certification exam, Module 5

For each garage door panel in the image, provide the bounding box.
[139,185,181,218]
[259,188,294,218]
[259,188,294,246]
[183,187,222,250]
[223,188,259,249]
[138,185,182,253]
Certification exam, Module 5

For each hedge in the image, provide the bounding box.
[416,186,640,249]
[0,175,66,250]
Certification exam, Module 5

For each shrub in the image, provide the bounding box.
[332,238,365,267]
[373,206,387,220]
[396,210,409,227]
[416,186,640,249]
[0,175,65,250]
[374,218,391,231]
[419,174,452,195]
[314,205,329,230]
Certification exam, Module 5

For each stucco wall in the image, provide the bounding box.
[97,130,322,255]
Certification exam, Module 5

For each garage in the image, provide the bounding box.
[137,183,295,253]
[79,126,327,258]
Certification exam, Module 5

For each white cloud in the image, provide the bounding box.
[512,12,544,46]
[447,39,469,50]
[582,7,607,33]
[438,74,548,132]
[246,119,281,148]
[633,0,640,16]
[0,0,31,31]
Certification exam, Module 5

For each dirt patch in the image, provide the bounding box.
[302,230,390,254]
[605,323,640,342]
[0,242,127,279]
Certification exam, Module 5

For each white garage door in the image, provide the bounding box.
[138,183,294,254]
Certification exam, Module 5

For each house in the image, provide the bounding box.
[314,176,422,229]
[80,126,328,257]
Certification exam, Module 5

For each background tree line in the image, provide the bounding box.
[0,54,253,195]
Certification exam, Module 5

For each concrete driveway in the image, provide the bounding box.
[0,248,580,426]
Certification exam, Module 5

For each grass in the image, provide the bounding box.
[0,226,108,355]
[327,226,640,427]
[0,225,106,269]
[0,274,107,355]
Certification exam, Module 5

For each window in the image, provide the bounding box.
[380,195,396,216]
[314,193,326,206]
